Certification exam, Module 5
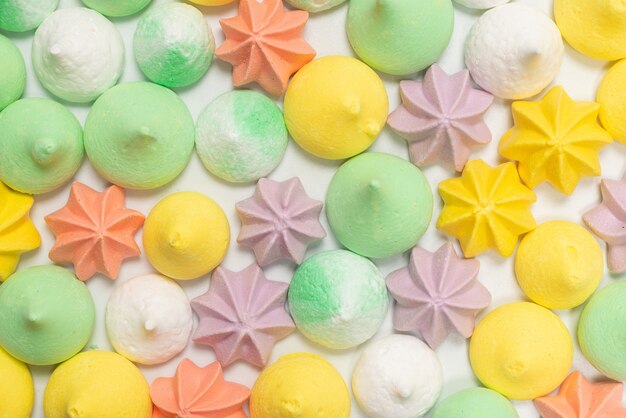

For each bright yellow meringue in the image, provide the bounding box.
[499,86,612,195]
[0,346,33,418]
[0,181,40,281]
[597,59,626,145]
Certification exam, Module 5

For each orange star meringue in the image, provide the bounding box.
[215,0,316,96]
[534,371,626,418]
[45,182,145,281]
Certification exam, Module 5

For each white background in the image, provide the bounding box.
[3,0,626,417]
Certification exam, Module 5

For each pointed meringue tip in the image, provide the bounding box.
[49,44,62,56]
[67,406,81,418]
[343,96,361,116]
[368,179,381,192]
[25,311,43,327]
[31,137,59,166]
[167,231,186,251]
[363,120,382,137]
[393,382,414,399]
[280,398,303,415]
[144,319,157,332]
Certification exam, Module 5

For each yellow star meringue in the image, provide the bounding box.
[437,160,536,258]
[499,86,612,195]
[0,181,40,280]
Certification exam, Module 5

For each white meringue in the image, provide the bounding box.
[32,7,124,103]
[454,0,509,9]
[464,3,563,100]
[352,334,443,418]
[105,274,192,365]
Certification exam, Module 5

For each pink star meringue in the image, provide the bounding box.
[191,264,295,368]
[584,174,626,273]
[236,177,326,266]
[386,242,491,348]
[387,64,493,171]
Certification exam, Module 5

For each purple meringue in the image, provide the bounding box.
[387,64,493,171]
[386,242,491,348]
[236,177,326,266]
[584,175,626,273]
[190,263,295,368]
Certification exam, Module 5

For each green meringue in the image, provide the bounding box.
[84,82,195,190]
[0,0,59,32]
[81,0,152,17]
[0,266,95,366]
[326,152,433,258]
[0,35,25,111]
[432,388,519,418]
[0,98,84,194]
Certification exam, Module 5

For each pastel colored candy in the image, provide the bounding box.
[188,0,235,6]
[386,243,490,349]
[534,371,626,418]
[195,91,288,183]
[431,388,519,418]
[43,350,152,418]
[250,353,350,418]
[81,0,151,17]
[0,346,34,418]
[106,274,192,365]
[0,98,84,194]
[438,160,536,258]
[555,0,626,61]
[465,3,564,99]
[191,264,295,368]
[387,64,494,172]
[151,359,250,418]
[134,2,214,88]
[515,221,603,310]
[84,82,195,190]
[0,265,95,365]
[32,7,124,103]
[0,181,40,281]
[284,56,388,159]
[454,0,509,9]
[347,0,454,75]
[0,35,25,111]
[352,335,443,418]
[216,0,315,96]
[285,0,347,12]
[597,59,626,145]
[143,192,230,280]
[0,0,58,32]
[236,177,326,266]
[326,152,433,258]
[578,281,626,381]
[500,86,612,195]
[469,302,573,400]
[45,182,144,281]
[288,250,388,349]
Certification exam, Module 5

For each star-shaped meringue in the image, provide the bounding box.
[388,65,494,171]
[191,263,295,368]
[215,0,316,96]
[151,358,251,418]
[499,86,613,195]
[386,242,491,348]
[45,182,145,281]
[584,174,626,273]
[534,371,626,418]
[0,181,41,281]
[236,177,326,266]
[437,160,537,258]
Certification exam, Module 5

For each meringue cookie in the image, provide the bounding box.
[352,335,443,418]
[81,0,151,17]
[44,350,152,418]
[195,91,288,183]
[134,3,214,88]
[326,152,433,258]
[597,59,626,145]
[84,82,195,190]
[0,98,84,195]
[464,3,564,100]
[0,346,34,418]
[105,274,193,365]
[0,0,58,32]
[347,0,454,75]
[454,0,509,9]
[285,0,347,12]
[0,265,95,366]
[288,250,388,349]
[250,353,351,418]
[0,35,25,111]
[432,388,518,418]
[32,7,124,103]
